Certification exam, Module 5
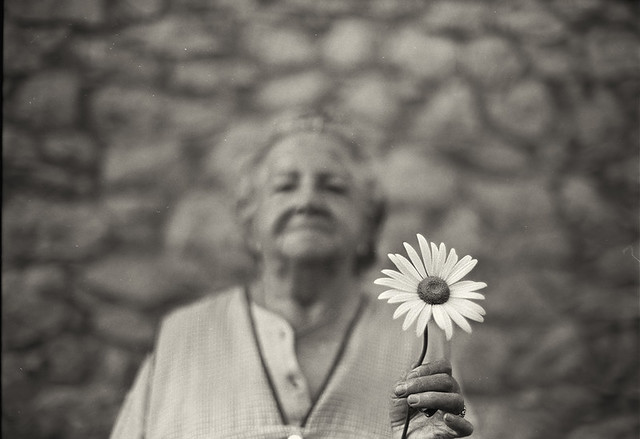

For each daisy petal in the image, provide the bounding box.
[388,254,422,284]
[446,256,478,285]
[415,305,432,337]
[377,289,406,300]
[388,293,419,304]
[381,269,419,291]
[393,300,422,320]
[450,280,487,294]
[458,311,484,323]
[449,290,485,300]
[402,302,425,331]
[460,298,486,316]
[450,298,485,322]
[417,234,434,276]
[443,303,472,333]
[374,278,413,292]
[430,242,440,276]
[433,305,453,340]
[440,248,458,281]
[437,243,447,277]
[404,242,426,278]
[394,253,424,284]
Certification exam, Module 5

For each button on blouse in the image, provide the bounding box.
[252,303,312,425]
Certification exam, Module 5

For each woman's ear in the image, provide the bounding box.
[356,194,387,273]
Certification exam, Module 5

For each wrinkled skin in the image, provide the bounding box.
[390,359,474,439]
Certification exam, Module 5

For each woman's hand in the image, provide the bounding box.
[390,359,473,438]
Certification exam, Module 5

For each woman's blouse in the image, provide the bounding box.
[110,286,422,439]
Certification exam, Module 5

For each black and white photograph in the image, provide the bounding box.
[3,1,639,438]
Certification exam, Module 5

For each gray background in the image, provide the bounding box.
[3,0,639,438]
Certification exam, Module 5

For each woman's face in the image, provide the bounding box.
[252,131,369,267]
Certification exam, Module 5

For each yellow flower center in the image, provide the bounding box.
[417,276,450,305]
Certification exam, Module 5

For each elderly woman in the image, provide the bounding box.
[110,113,474,438]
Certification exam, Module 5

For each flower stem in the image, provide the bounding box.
[417,328,429,365]
[401,329,431,439]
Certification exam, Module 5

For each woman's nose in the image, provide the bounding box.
[295,180,323,211]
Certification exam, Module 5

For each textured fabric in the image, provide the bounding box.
[110,286,423,439]
[251,302,312,425]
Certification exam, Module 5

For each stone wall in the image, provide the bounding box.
[3,0,639,438]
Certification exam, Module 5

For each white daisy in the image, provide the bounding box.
[375,233,486,340]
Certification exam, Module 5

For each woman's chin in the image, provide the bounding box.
[279,241,342,263]
[273,229,355,265]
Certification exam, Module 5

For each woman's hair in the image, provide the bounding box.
[234,110,387,273]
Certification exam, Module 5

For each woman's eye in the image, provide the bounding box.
[325,180,348,194]
[272,180,295,192]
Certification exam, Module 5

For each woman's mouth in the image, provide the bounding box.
[287,214,333,231]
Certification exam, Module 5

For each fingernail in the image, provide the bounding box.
[406,371,417,380]
[394,383,407,396]
[407,395,419,405]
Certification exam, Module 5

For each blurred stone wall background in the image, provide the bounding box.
[3,0,639,438]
